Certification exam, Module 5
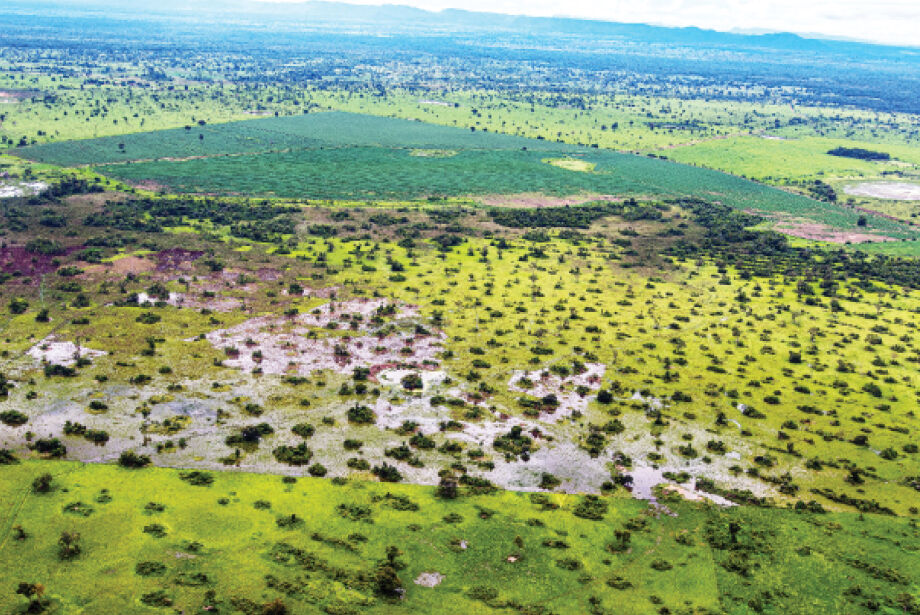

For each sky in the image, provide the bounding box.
[262,0,920,47]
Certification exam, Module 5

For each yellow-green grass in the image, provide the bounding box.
[1,460,918,615]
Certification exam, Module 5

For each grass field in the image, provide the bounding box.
[1,460,918,615]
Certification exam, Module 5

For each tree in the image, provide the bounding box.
[31,474,53,493]
[118,450,151,468]
[15,582,47,613]
[58,531,81,560]
[375,546,405,598]
[437,475,458,499]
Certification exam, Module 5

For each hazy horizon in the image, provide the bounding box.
[258,0,920,47]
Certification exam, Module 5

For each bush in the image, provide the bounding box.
[118,450,151,468]
[8,297,28,314]
[178,471,214,486]
[31,438,66,458]
[32,473,54,493]
[400,373,424,390]
[347,404,375,424]
[0,410,28,426]
[135,561,167,576]
[58,531,81,560]
[372,463,403,483]
[307,463,327,477]
[273,444,313,466]
[292,423,315,438]
[572,495,608,520]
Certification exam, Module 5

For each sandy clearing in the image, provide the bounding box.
[0,181,48,198]
[27,336,107,366]
[414,572,444,587]
[201,299,442,376]
[84,255,156,275]
[773,222,898,244]
[475,193,622,209]
[628,465,735,507]
[507,363,606,422]
[844,182,920,201]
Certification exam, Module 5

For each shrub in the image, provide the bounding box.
[135,561,166,576]
[291,423,315,438]
[347,404,375,424]
[273,443,313,466]
[8,297,29,314]
[134,310,163,325]
[179,471,214,486]
[400,372,424,390]
[0,410,28,426]
[118,450,151,468]
[572,495,608,520]
[32,473,54,493]
[31,438,66,458]
[372,463,403,483]
[58,531,81,560]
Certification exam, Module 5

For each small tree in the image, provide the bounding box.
[31,474,53,493]
[58,531,81,560]
[16,582,47,613]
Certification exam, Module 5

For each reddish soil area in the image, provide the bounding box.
[156,249,205,272]
[0,245,82,282]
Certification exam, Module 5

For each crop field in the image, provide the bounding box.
[16,112,920,243]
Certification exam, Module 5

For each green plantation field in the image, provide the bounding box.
[1,461,918,615]
[17,112,919,242]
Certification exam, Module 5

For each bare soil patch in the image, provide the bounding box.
[844,182,920,201]
[1,244,82,281]
[414,572,444,587]
[507,363,606,422]
[202,299,443,376]
[476,193,621,209]
[84,255,156,275]
[773,222,897,244]
[27,336,107,366]
[156,248,205,272]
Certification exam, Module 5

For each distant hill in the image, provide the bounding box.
[5,0,916,53]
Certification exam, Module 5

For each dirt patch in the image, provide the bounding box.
[507,363,606,422]
[27,336,108,366]
[201,299,443,376]
[844,182,920,201]
[475,193,621,209]
[773,222,898,244]
[1,244,82,281]
[0,181,48,198]
[0,89,41,102]
[84,255,156,275]
[156,249,205,272]
[414,572,444,587]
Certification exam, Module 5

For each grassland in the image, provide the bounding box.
[3,43,920,615]
[1,460,918,615]
[2,196,919,516]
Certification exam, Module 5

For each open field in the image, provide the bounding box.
[2,460,917,615]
